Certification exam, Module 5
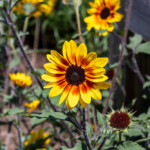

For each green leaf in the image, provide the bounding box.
[4,108,25,116]
[34,86,42,97]
[125,128,145,137]
[143,81,150,89]
[61,142,87,150]
[97,111,106,127]
[127,34,142,49]
[31,117,47,126]
[10,56,20,69]
[135,42,150,55]
[117,141,145,150]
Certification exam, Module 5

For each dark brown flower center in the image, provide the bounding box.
[110,112,130,129]
[66,65,85,85]
[100,7,110,19]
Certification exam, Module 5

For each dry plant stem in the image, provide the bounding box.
[97,137,106,150]
[82,108,93,150]
[102,0,134,114]
[131,51,145,84]
[75,6,83,43]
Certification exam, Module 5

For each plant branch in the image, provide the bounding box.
[102,0,134,114]
[82,108,93,150]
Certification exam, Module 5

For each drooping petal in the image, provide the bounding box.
[68,85,79,108]
[66,99,71,110]
[58,84,72,105]
[76,43,87,66]
[49,81,67,97]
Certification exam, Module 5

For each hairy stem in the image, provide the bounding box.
[82,108,93,150]
[103,0,134,114]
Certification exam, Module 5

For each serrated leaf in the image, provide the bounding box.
[135,42,150,55]
[127,34,142,49]
[117,141,144,150]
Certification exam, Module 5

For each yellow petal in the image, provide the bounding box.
[93,82,112,89]
[94,58,108,67]
[66,99,71,110]
[59,84,72,105]
[76,43,87,66]
[68,85,79,108]
[79,97,85,108]
[108,12,123,23]
[51,50,69,67]
[43,82,56,88]
[79,84,91,104]
[81,52,97,68]
[90,89,102,100]
[49,81,67,97]
[41,73,65,82]
[86,75,108,82]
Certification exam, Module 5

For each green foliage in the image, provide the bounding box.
[135,42,150,55]
[116,141,145,150]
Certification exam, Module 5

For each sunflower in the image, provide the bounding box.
[106,107,133,132]
[41,40,111,109]
[24,128,50,150]
[9,72,32,87]
[84,0,123,35]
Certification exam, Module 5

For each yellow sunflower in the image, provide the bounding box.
[41,40,111,109]
[84,0,123,35]
[9,72,32,87]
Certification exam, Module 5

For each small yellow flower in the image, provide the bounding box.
[24,100,40,112]
[24,128,50,150]
[84,0,123,35]
[106,107,133,132]
[13,0,57,18]
[41,40,111,110]
[9,72,32,87]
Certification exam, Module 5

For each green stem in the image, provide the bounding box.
[135,137,150,144]
[22,17,29,43]
[75,5,83,43]
[119,131,122,142]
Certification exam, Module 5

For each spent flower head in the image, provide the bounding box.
[107,107,133,132]
[9,72,32,87]
[41,40,111,110]
[84,0,123,36]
